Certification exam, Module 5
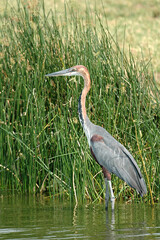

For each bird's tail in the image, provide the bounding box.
[118,166,147,197]
[137,176,147,197]
[120,148,147,197]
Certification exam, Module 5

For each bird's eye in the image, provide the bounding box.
[71,68,76,72]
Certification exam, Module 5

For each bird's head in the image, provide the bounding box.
[45,65,89,78]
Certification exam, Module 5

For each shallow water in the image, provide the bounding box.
[0,193,159,240]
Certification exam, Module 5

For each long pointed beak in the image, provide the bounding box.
[45,68,72,77]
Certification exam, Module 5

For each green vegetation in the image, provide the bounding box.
[0,1,159,204]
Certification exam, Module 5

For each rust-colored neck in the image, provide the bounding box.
[78,68,91,126]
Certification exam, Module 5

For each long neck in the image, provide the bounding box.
[78,74,91,127]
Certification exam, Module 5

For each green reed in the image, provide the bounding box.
[0,1,159,204]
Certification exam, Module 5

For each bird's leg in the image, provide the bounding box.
[104,177,109,210]
[102,167,115,210]
[108,180,115,210]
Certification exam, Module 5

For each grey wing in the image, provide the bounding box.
[90,137,147,196]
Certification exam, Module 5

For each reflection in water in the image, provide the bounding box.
[72,202,78,227]
[105,211,116,240]
[0,193,159,239]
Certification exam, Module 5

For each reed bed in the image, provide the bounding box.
[0,1,159,204]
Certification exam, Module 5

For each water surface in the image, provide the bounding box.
[0,193,159,239]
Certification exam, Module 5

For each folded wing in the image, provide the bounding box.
[90,135,147,196]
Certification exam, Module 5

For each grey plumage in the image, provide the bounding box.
[84,117,147,196]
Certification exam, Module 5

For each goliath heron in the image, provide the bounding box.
[46,65,147,210]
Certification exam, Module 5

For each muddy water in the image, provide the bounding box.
[0,193,159,239]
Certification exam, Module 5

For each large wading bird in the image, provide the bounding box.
[46,65,147,210]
